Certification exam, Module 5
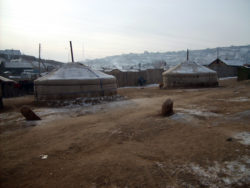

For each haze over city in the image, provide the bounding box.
[0,0,250,62]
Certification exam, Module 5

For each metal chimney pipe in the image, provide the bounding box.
[70,41,74,63]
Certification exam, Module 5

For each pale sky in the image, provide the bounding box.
[0,0,250,62]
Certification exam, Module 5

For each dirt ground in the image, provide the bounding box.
[0,78,250,188]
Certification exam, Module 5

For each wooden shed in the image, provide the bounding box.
[238,66,250,81]
[208,58,245,78]
[0,76,18,98]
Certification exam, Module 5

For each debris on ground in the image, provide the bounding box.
[40,154,48,160]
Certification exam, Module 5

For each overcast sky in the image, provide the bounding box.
[0,0,250,62]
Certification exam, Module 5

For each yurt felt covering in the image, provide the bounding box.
[34,63,117,101]
[162,61,218,88]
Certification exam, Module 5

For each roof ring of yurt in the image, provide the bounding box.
[162,49,218,88]
[34,41,117,101]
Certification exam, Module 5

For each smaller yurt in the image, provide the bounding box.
[162,60,218,88]
[34,63,117,101]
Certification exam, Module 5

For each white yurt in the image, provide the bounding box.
[34,63,117,101]
[162,60,218,88]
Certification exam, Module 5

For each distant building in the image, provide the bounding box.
[2,59,34,76]
[238,66,250,81]
[0,49,21,56]
[208,58,245,78]
[0,76,17,98]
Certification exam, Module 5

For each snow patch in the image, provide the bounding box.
[170,112,196,123]
[120,84,158,89]
[0,97,133,131]
[176,108,220,117]
[219,77,237,80]
[164,61,215,74]
[233,132,250,145]
[229,97,250,102]
[217,97,250,102]
[185,157,250,187]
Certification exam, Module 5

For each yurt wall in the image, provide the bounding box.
[163,73,218,88]
[35,82,117,100]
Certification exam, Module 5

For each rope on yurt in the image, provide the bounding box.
[86,66,105,96]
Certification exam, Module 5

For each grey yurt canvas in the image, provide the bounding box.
[34,63,117,101]
[162,60,218,88]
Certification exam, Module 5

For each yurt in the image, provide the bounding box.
[162,60,218,88]
[34,63,117,101]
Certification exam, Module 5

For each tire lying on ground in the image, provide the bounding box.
[34,63,117,101]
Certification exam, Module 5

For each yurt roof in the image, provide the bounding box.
[36,63,114,81]
[163,60,216,75]
[0,76,16,83]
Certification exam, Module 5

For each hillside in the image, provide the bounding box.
[83,45,250,71]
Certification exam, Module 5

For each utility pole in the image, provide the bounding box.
[82,42,85,61]
[70,41,74,63]
[217,47,219,59]
[187,49,189,61]
[39,43,41,76]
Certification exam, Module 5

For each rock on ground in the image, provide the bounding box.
[20,106,41,121]
[161,99,174,116]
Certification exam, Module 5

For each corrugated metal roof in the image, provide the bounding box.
[4,60,34,68]
[0,76,16,83]
[220,59,245,66]
[35,63,114,81]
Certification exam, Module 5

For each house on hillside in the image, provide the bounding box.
[0,76,18,98]
[208,58,245,78]
[0,49,21,56]
[1,59,35,76]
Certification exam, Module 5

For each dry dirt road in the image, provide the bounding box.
[0,79,250,188]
